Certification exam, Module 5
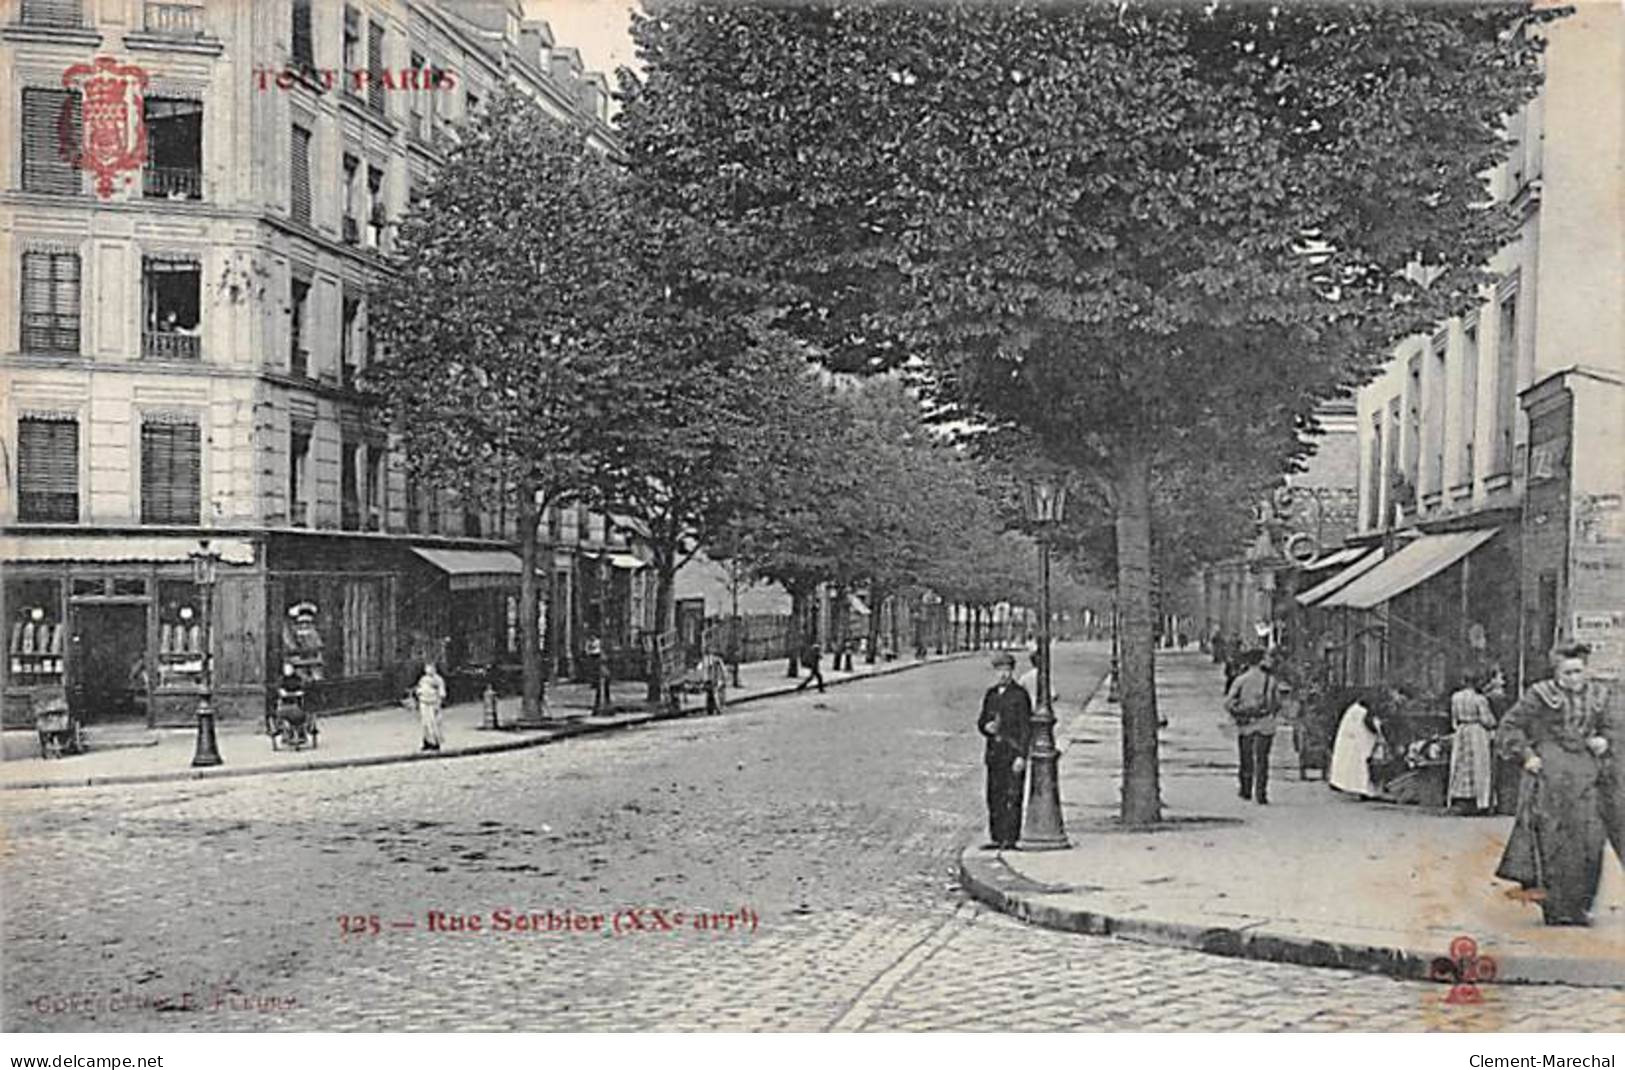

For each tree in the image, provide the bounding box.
[366,88,632,722]
[621,1,1556,825]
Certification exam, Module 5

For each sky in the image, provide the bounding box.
[524,0,640,79]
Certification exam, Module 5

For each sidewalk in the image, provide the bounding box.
[2,651,971,791]
[960,650,1625,988]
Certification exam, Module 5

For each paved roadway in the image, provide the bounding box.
[3,644,1619,1031]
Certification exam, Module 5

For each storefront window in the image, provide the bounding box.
[156,580,203,688]
[342,578,385,675]
[7,578,64,688]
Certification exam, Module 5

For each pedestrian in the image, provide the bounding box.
[795,639,825,693]
[414,660,446,752]
[585,635,612,714]
[978,651,1033,849]
[1222,642,1248,694]
[1224,648,1285,804]
[1494,643,1618,926]
[1328,688,1388,798]
[697,644,728,715]
[1447,668,1498,815]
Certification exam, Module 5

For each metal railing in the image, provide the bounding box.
[142,331,200,361]
[142,1,205,36]
[143,166,202,200]
[342,216,360,244]
[290,499,309,528]
[290,347,309,378]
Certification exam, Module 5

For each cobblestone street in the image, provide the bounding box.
[4,646,1620,1032]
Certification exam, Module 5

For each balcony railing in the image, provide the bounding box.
[365,507,382,532]
[290,347,309,378]
[143,330,200,361]
[19,0,84,28]
[290,499,309,528]
[341,500,361,531]
[342,216,359,244]
[143,1,206,36]
[143,166,202,200]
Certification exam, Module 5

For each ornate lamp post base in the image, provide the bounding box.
[191,697,223,767]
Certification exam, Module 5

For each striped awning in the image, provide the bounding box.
[0,535,256,565]
[1296,548,1385,607]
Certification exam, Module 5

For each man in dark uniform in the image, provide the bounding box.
[978,651,1033,849]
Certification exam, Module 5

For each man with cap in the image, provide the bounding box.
[978,650,1034,849]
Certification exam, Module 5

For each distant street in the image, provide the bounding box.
[4,645,1617,1031]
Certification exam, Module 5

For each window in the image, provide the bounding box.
[22,89,81,195]
[342,154,360,243]
[291,0,315,70]
[17,415,79,522]
[365,445,384,530]
[1385,397,1403,522]
[1403,355,1421,491]
[1459,321,1479,483]
[405,477,421,534]
[20,0,83,27]
[143,99,203,200]
[341,295,360,383]
[20,250,80,354]
[142,257,202,360]
[409,50,427,137]
[1425,335,1447,497]
[342,578,385,675]
[1493,291,1519,473]
[342,8,362,94]
[290,124,312,225]
[366,166,386,247]
[290,277,311,377]
[367,22,387,115]
[140,416,201,525]
[156,580,204,688]
[341,438,360,530]
[289,426,311,527]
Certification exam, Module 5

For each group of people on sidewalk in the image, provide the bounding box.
[1221,640,1623,928]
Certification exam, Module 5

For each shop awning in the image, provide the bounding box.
[409,547,523,590]
[607,553,646,570]
[0,535,256,565]
[1318,528,1499,611]
[1301,545,1368,573]
[1296,548,1385,607]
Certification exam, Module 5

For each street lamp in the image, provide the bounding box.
[1020,476,1068,851]
[188,539,223,767]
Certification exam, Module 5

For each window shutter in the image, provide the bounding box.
[20,252,80,353]
[290,125,312,225]
[291,0,314,69]
[141,418,201,524]
[22,89,81,195]
[18,416,79,522]
[367,22,386,114]
[20,0,82,28]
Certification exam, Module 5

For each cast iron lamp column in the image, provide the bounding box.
[1020,477,1068,850]
[189,539,223,767]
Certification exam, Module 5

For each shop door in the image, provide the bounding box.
[69,603,148,724]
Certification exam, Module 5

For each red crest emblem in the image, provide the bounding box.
[61,55,149,199]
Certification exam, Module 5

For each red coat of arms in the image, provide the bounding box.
[61,55,149,199]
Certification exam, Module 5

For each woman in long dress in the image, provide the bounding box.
[415,661,446,752]
[1448,669,1497,814]
[1328,690,1384,797]
[1495,643,1617,926]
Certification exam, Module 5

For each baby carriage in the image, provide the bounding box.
[34,691,83,759]
[268,666,318,751]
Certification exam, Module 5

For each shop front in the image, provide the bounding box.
[398,544,524,703]
[2,535,261,727]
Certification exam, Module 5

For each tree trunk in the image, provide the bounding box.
[648,554,677,704]
[518,484,543,721]
[1115,449,1163,826]
[867,582,883,664]
[786,588,805,677]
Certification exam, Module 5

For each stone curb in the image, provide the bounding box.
[961,660,1620,989]
[957,849,1620,987]
[1,650,982,792]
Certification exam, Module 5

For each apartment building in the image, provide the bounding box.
[1,0,651,726]
[1306,2,1625,695]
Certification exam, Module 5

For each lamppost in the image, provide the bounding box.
[1020,476,1068,850]
[188,539,223,767]
[729,557,743,689]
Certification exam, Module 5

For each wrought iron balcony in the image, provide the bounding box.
[142,330,200,361]
[341,500,362,531]
[290,499,309,528]
[142,1,206,36]
[342,215,359,244]
[143,166,202,200]
[290,347,310,378]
